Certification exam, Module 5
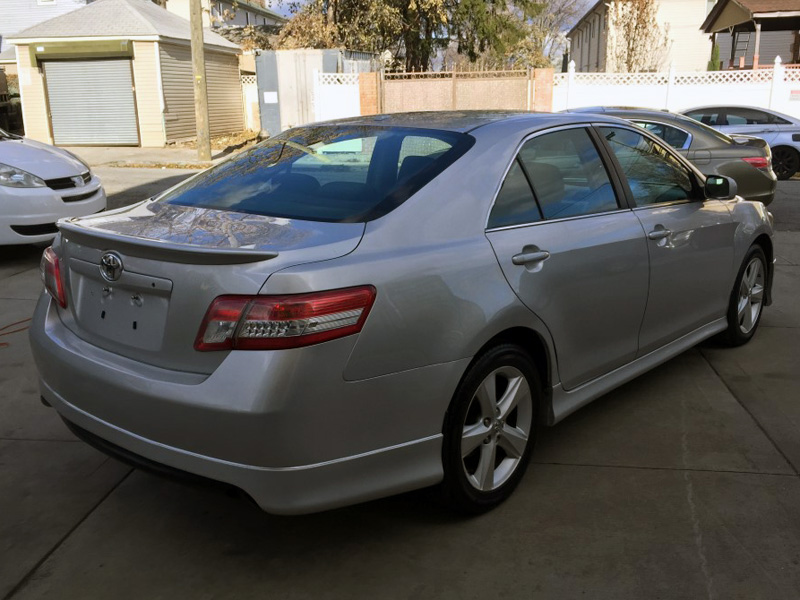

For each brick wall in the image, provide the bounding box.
[359,72,379,115]
[533,68,554,112]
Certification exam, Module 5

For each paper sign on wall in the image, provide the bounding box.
[263,91,278,104]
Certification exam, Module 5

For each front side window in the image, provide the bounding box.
[634,121,690,150]
[517,128,619,220]
[157,125,474,222]
[600,126,694,206]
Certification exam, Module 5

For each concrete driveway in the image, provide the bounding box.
[1,175,799,599]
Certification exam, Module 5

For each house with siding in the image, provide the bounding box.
[568,0,715,71]
[701,0,800,68]
[165,0,287,28]
[8,0,244,147]
[0,0,94,53]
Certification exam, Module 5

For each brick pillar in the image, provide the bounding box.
[359,72,379,116]
[533,68,554,112]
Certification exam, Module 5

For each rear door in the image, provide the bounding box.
[718,107,779,145]
[596,125,736,355]
[486,125,650,390]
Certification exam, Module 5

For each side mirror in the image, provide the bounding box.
[705,175,738,200]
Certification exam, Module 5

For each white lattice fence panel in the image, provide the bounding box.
[318,73,360,86]
[673,70,773,85]
[241,75,257,86]
[314,71,361,122]
[551,65,800,119]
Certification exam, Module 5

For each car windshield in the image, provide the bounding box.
[157,124,475,223]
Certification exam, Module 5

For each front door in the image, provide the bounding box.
[597,125,736,355]
[486,126,650,390]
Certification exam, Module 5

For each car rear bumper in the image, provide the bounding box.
[0,181,106,245]
[30,295,467,514]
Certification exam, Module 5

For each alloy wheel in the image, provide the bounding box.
[771,147,799,180]
[737,256,765,334]
[460,366,533,492]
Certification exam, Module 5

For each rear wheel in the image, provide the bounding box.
[441,344,540,514]
[771,146,799,180]
[720,245,767,346]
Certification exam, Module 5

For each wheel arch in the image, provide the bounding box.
[753,233,774,305]
[449,326,556,428]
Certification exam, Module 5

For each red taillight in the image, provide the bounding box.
[742,156,770,170]
[194,286,377,351]
[40,247,67,308]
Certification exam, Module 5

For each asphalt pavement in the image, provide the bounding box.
[1,175,799,599]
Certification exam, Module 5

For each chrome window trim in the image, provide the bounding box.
[483,122,625,231]
[486,208,632,233]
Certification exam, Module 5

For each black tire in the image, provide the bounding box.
[440,344,540,514]
[720,245,768,346]
[771,146,799,180]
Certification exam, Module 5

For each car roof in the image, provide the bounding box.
[569,107,700,125]
[310,110,628,134]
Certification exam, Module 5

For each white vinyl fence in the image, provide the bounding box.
[241,75,259,131]
[553,58,800,119]
[313,71,361,123]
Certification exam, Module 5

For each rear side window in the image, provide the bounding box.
[635,121,690,149]
[600,126,694,206]
[157,126,474,223]
[517,128,619,220]
[726,107,790,125]
[686,109,724,126]
[488,160,541,228]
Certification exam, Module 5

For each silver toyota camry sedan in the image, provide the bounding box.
[30,112,774,515]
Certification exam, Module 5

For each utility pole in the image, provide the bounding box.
[189,0,211,161]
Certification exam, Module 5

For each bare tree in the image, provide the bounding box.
[606,0,671,72]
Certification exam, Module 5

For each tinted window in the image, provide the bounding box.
[726,107,790,125]
[157,125,474,223]
[685,109,724,126]
[600,126,694,206]
[488,160,541,228]
[635,121,690,149]
[725,107,771,125]
[518,128,619,219]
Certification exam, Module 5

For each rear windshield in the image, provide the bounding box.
[157,125,475,223]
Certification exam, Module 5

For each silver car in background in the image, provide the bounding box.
[682,105,800,180]
[30,112,774,514]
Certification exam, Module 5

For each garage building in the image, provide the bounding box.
[8,0,243,147]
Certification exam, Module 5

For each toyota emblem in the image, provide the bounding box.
[99,252,123,282]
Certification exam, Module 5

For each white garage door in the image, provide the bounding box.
[44,60,139,145]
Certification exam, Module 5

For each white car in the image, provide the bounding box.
[1,128,106,245]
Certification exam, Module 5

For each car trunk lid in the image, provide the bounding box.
[55,201,365,374]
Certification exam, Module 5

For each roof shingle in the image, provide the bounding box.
[8,0,238,50]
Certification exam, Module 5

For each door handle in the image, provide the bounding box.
[647,228,671,240]
[512,250,550,265]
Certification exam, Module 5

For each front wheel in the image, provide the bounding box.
[440,344,540,514]
[771,146,799,180]
[720,245,767,346]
